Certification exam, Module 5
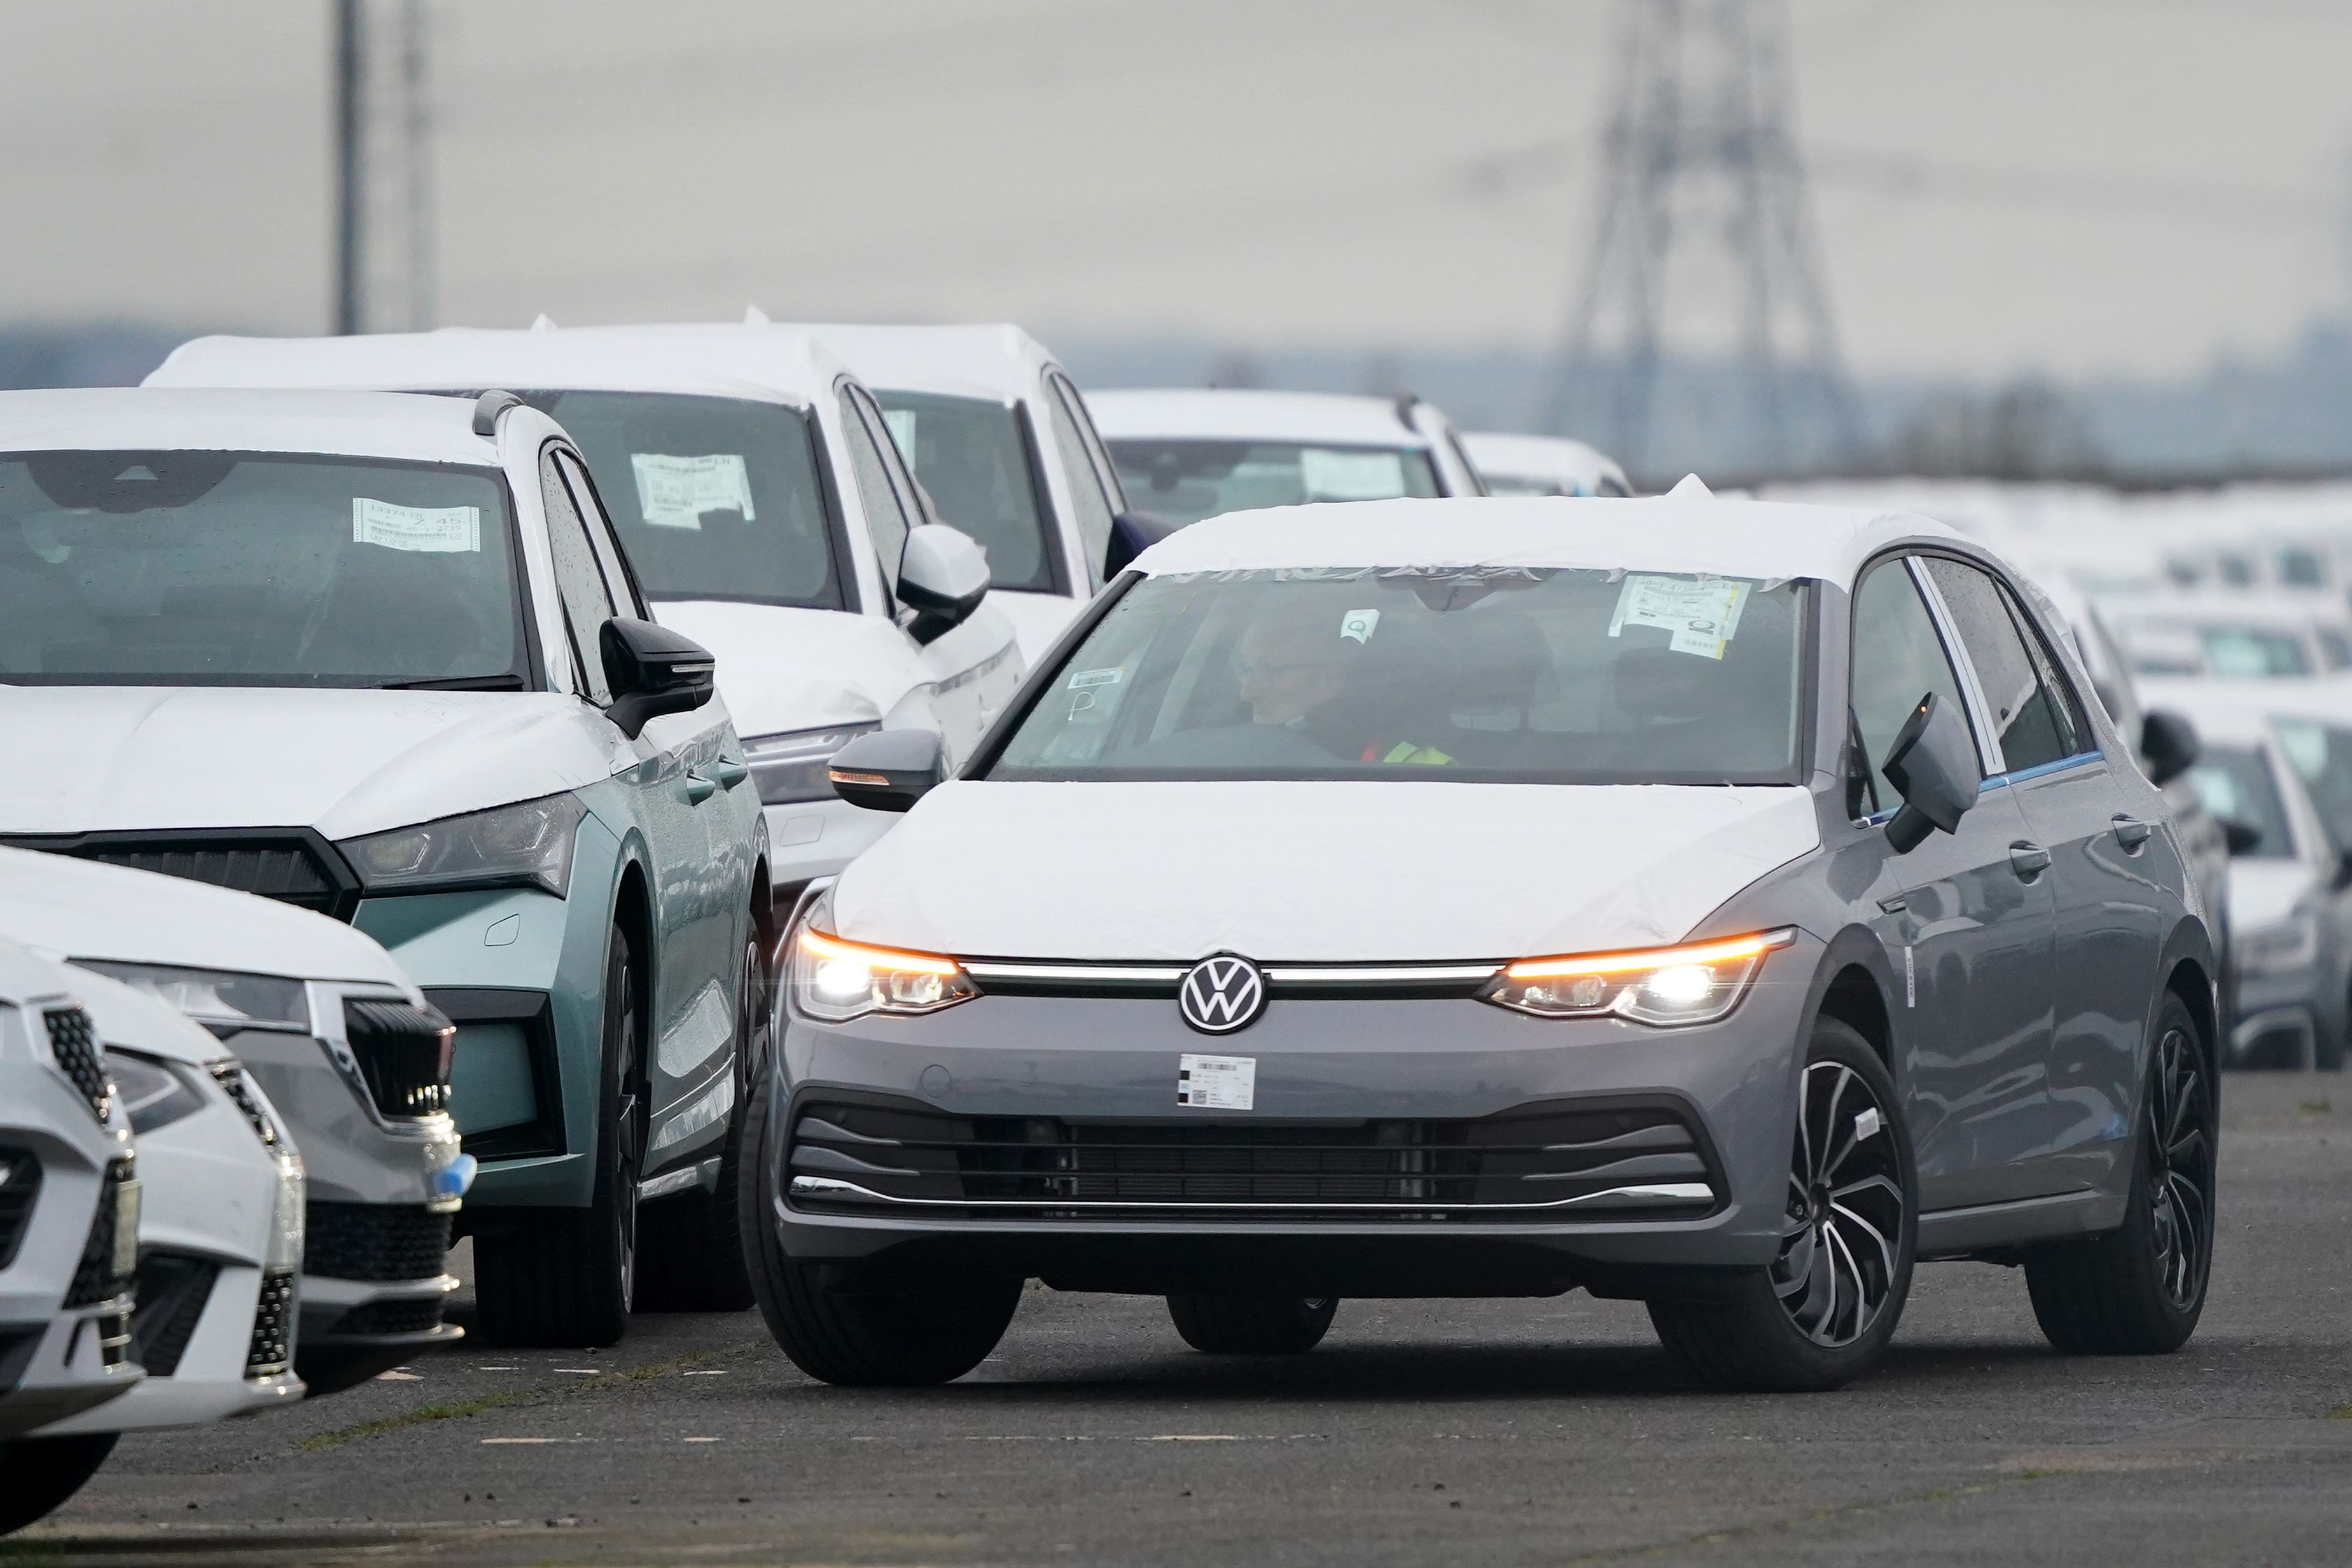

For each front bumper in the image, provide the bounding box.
[765,940,1819,1295]
[32,1261,302,1434]
[2227,964,2327,1067]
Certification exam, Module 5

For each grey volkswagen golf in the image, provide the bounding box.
[743,490,2218,1392]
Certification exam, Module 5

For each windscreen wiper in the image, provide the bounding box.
[378,673,527,691]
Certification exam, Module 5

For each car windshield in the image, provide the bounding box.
[2187,745,2292,859]
[519,390,842,610]
[987,566,1807,784]
[1105,440,1440,528]
[873,391,1054,592]
[0,450,527,688]
[2199,624,2311,677]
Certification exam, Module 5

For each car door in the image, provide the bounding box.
[1851,553,2059,1211]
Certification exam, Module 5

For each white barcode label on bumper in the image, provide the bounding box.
[1177,1053,1255,1110]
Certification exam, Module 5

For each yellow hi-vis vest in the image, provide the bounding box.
[1379,740,1454,765]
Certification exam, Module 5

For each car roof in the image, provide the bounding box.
[788,322,1055,403]
[1125,490,1970,587]
[148,322,851,407]
[0,385,499,466]
[1459,431,1625,484]
[1087,388,1437,449]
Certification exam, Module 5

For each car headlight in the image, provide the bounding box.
[75,961,309,1038]
[106,1049,208,1135]
[2238,911,2320,976]
[339,792,586,898]
[264,1146,307,1270]
[746,724,880,805]
[1482,929,1795,1026]
[788,891,977,1022]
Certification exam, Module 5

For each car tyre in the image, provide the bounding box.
[738,1065,1020,1386]
[1166,1294,1338,1354]
[0,1434,117,1535]
[475,922,645,1348]
[1648,1018,1916,1392]
[2025,992,2214,1355]
[636,928,769,1313]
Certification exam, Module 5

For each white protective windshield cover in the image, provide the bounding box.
[830,780,1820,963]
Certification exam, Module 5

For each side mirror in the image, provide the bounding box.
[1104,510,1181,578]
[600,617,715,740]
[2140,708,2201,787]
[1881,692,1982,854]
[827,728,945,813]
[2220,818,2263,856]
[898,524,991,644]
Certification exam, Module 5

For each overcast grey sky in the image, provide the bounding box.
[6,0,2349,380]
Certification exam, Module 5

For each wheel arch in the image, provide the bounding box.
[1799,927,1903,1082]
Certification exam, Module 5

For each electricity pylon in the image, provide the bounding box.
[334,0,437,335]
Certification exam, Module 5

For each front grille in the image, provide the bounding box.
[65,1157,138,1307]
[786,1095,1720,1220]
[130,1252,221,1377]
[342,999,454,1118]
[246,1267,296,1374]
[207,1062,282,1145]
[0,1147,41,1270]
[304,1202,451,1282]
[330,1296,445,1338]
[43,1008,113,1125]
[5,832,358,920]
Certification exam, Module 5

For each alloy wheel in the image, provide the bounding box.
[2145,1025,2211,1310]
[1772,1060,1905,1348]
[613,951,644,1315]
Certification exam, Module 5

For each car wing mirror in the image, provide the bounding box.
[2140,707,2201,787]
[898,523,991,644]
[2218,817,2263,856]
[828,728,945,813]
[1104,510,1181,579]
[599,617,715,739]
[1881,692,1982,854]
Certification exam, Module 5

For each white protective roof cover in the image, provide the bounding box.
[0,386,497,466]
[1088,388,1437,449]
[787,323,1054,402]
[1126,492,1967,588]
[147,323,847,406]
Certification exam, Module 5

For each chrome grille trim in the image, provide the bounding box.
[789,1174,1714,1212]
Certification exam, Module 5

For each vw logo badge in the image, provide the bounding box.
[1178,954,1267,1035]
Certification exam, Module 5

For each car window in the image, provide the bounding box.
[2200,623,2312,677]
[2187,746,2293,859]
[1043,376,1117,592]
[2314,627,2352,671]
[2279,547,2327,588]
[2274,719,2352,851]
[873,391,1055,593]
[1106,439,1442,529]
[835,388,913,603]
[553,449,646,618]
[1048,371,1127,511]
[1848,558,1972,815]
[0,450,527,689]
[541,449,618,704]
[1919,557,2080,772]
[988,565,1807,784]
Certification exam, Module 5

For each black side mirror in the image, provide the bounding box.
[600,617,716,739]
[1103,510,1181,579]
[1881,692,1982,854]
[2220,818,2263,856]
[2140,708,2201,787]
[828,728,945,813]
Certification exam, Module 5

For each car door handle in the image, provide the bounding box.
[2111,814,2152,851]
[683,771,719,805]
[2008,841,2052,880]
[706,760,750,791]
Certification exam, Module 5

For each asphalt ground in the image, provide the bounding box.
[20,1071,2352,1568]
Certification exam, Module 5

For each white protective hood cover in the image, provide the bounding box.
[0,687,622,842]
[648,601,924,737]
[831,781,1820,962]
[0,846,415,990]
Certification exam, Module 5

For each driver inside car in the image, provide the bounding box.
[1233,600,1452,766]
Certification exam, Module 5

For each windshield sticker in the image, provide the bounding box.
[351,498,481,553]
[1608,574,1751,660]
[1340,607,1381,644]
[1300,448,1406,502]
[1068,667,1125,688]
[1178,1053,1256,1110]
[631,453,755,531]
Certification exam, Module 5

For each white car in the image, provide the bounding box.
[147,322,1026,907]
[1089,389,1486,529]
[27,964,306,1436]
[1459,431,1631,497]
[0,939,139,1534]
[2105,593,2352,681]
[0,849,463,1391]
[801,322,1129,663]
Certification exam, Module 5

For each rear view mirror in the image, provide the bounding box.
[1103,510,1181,579]
[2140,708,2201,787]
[599,617,715,739]
[828,728,946,814]
[1881,692,1982,854]
[2220,818,2263,856]
[897,524,991,645]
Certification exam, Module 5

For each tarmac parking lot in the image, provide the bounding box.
[26,1071,2352,1568]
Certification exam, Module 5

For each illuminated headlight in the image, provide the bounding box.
[339,792,586,898]
[76,961,308,1037]
[746,724,880,805]
[788,891,977,1022]
[2238,912,2320,977]
[1482,929,1796,1026]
